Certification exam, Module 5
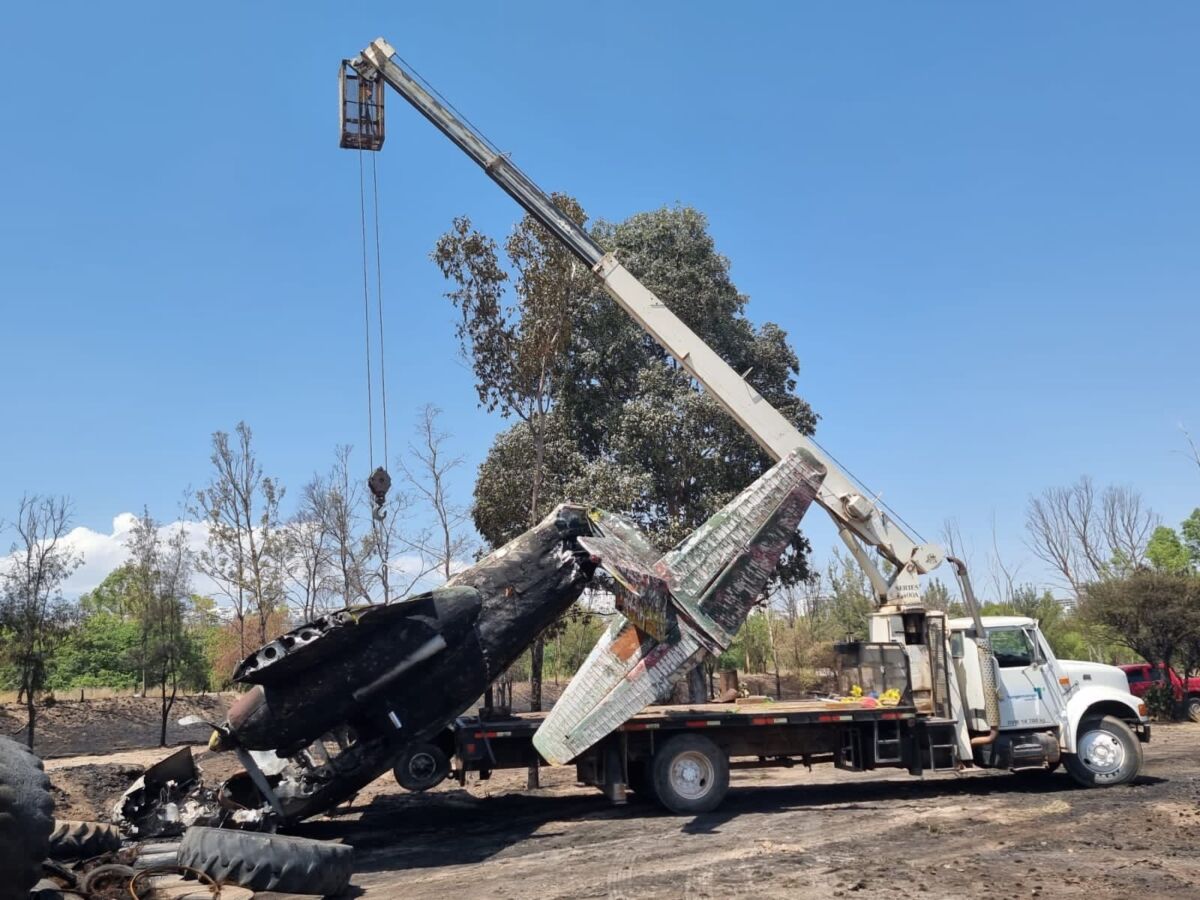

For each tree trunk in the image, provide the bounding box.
[527,639,544,789]
[687,661,707,704]
[25,694,36,751]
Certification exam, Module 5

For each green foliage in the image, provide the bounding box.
[443,203,817,587]
[1143,681,1176,720]
[826,549,874,640]
[1147,525,1192,573]
[1179,509,1200,567]
[47,612,141,690]
[1081,570,1200,706]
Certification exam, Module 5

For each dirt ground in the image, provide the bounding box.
[42,721,1200,899]
[1,694,233,757]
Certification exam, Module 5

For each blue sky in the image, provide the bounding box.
[1,3,1197,597]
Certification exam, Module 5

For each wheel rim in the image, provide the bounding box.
[669,750,715,800]
[1078,729,1125,775]
[409,751,437,782]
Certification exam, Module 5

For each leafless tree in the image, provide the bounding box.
[1025,477,1158,598]
[192,423,286,656]
[398,405,474,582]
[988,514,1023,604]
[1181,425,1200,476]
[325,445,378,606]
[0,495,81,749]
[283,475,336,620]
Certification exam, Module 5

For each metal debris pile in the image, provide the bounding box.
[35,747,351,899]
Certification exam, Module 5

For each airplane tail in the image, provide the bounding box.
[534,448,826,765]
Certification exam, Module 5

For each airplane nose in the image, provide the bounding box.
[223,684,269,747]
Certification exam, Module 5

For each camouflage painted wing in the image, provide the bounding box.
[533,448,826,765]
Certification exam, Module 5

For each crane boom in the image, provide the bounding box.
[351,38,943,602]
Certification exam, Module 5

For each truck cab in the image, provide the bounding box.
[948,615,1149,785]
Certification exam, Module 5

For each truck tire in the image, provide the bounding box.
[651,734,729,815]
[48,820,121,859]
[178,826,353,895]
[1065,715,1142,787]
[1187,695,1200,723]
[393,742,450,792]
[0,736,55,900]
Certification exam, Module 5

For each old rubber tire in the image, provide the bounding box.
[1065,715,1142,787]
[178,826,353,895]
[0,736,55,900]
[393,742,449,792]
[48,820,121,859]
[651,734,729,815]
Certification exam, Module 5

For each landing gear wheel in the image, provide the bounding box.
[393,743,450,792]
[1065,715,1142,787]
[0,736,55,900]
[651,734,729,815]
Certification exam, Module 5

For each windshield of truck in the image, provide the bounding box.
[988,628,1034,668]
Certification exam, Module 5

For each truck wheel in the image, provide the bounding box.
[651,734,729,815]
[393,743,450,792]
[178,826,353,895]
[1187,696,1200,723]
[0,736,55,900]
[1065,715,1142,787]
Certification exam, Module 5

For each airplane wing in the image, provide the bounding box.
[534,448,826,765]
[577,534,674,641]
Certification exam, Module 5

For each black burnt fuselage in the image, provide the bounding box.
[223,504,595,757]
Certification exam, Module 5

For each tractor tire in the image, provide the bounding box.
[48,820,121,859]
[178,826,353,895]
[1065,715,1142,787]
[650,734,729,815]
[0,736,55,900]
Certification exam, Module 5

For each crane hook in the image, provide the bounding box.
[368,466,392,521]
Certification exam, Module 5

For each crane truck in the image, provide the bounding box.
[331,38,1150,814]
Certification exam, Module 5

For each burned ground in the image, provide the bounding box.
[42,720,1200,898]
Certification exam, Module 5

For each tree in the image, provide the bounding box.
[283,474,337,620]
[1179,509,1200,568]
[433,197,589,787]
[193,423,286,657]
[398,405,474,582]
[324,445,374,608]
[1025,477,1158,597]
[1080,570,1199,705]
[1147,525,1192,574]
[127,511,204,746]
[825,548,874,641]
[0,494,81,749]
[435,203,818,734]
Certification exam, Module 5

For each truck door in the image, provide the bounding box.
[988,627,1057,729]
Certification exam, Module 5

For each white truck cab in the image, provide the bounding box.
[949,615,1149,785]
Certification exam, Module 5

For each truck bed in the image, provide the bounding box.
[457,698,918,750]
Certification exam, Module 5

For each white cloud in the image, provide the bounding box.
[0,513,215,600]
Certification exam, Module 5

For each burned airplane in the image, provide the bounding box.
[206,447,825,824]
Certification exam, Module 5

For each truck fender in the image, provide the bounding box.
[1063,686,1146,753]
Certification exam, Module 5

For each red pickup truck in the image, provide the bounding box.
[1120,663,1200,719]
